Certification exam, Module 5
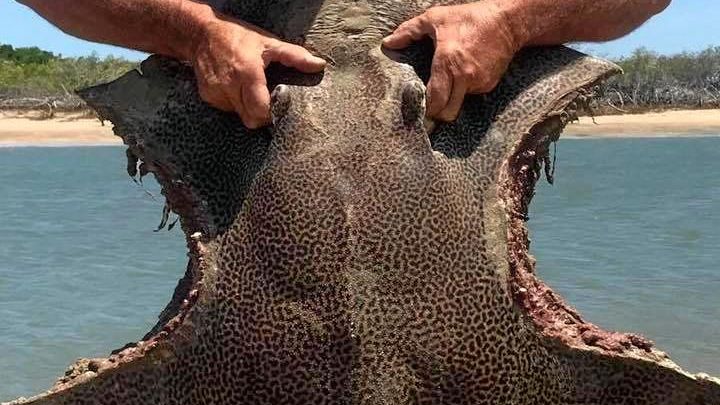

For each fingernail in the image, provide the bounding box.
[310,55,326,65]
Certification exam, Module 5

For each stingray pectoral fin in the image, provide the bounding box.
[5,56,272,404]
[78,55,272,236]
[480,46,720,404]
[429,46,620,159]
[8,339,183,405]
[556,347,720,404]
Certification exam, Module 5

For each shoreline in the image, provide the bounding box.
[0,109,718,147]
[0,111,120,148]
[564,109,720,138]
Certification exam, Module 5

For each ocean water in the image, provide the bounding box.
[0,139,718,401]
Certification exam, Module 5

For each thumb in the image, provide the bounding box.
[265,42,326,73]
[382,15,429,49]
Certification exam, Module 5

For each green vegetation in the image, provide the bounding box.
[598,46,720,112]
[0,44,54,64]
[0,44,136,99]
[0,43,718,113]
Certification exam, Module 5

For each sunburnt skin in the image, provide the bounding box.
[7,1,720,404]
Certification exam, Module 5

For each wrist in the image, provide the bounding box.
[493,0,557,49]
[173,1,218,61]
[486,0,533,52]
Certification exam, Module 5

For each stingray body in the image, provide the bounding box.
[7,1,720,404]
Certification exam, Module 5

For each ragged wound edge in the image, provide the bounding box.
[501,83,661,355]
[497,81,720,396]
[77,57,213,238]
[77,57,212,340]
[538,86,602,185]
[20,58,221,398]
[501,86,720,397]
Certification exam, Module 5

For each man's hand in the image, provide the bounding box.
[191,18,326,129]
[383,0,670,122]
[383,2,520,122]
[18,0,327,129]
[21,0,668,126]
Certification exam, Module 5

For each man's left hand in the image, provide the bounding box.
[383,2,522,121]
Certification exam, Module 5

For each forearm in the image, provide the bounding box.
[503,0,670,47]
[17,0,216,60]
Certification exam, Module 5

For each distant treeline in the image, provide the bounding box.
[0,44,136,97]
[595,46,720,113]
[1,43,719,114]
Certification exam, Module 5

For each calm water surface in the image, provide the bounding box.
[0,139,718,400]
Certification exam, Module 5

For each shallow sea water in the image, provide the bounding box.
[0,138,718,400]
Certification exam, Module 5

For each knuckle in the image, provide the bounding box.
[285,42,305,54]
[262,42,281,58]
[396,19,412,31]
[201,71,228,89]
[459,65,477,81]
[424,7,441,21]
[438,44,462,61]
[396,18,419,36]
[205,77,224,89]
[432,51,453,72]
[441,48,470,76]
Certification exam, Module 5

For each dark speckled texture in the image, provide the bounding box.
[7,1,720,404]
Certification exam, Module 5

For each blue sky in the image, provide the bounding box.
[1,1,718,61]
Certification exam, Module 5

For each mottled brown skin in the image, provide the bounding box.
[7,1,720,405]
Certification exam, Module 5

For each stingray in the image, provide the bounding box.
[7,0,720,404]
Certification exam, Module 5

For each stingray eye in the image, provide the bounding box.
[271,85,292,124]
[401,81,426,128]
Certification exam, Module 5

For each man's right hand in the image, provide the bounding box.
[190,17,326,129]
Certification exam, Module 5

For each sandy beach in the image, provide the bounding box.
[0,111,119,147]
[1,109,719,147]
[565,109,720,138]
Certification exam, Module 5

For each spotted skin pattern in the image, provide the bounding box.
[8,1,720,404]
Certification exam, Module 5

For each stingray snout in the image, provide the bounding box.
[271,84,292,125]
[400,81,426,128]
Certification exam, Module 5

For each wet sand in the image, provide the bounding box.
[1,109,719,147]
[565,109,720,138]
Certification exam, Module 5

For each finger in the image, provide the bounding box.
[226,86,252,128]
[227,63,271,129]
[265,42,326,73]
[198,85,234,112]
[193,63,234,112]
[382,14,432,49]
[242,82,271,128]
[426,60,452,118]
[437,75,468,122]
